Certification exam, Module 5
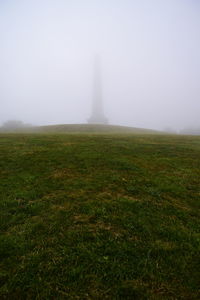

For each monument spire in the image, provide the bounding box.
[88,55,108,124]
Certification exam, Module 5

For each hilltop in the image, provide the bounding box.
[0,123,161,134]
[37,124,161,134]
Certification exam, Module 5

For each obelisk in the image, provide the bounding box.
[88,55,108,124]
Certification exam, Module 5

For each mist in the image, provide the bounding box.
[1,0,200,131]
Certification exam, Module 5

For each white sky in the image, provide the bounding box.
[0,0,200,130]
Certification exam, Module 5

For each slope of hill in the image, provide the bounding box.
[36,123,161,134]
[0,123,161,134]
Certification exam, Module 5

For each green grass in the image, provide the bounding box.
[0,133,199,299]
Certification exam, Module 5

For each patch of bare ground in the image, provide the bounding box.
[51,168,75,179]
[71,214,125,238]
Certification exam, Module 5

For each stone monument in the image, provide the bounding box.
[88,55,108,124]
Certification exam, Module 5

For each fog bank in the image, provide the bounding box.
[1,0,200,131]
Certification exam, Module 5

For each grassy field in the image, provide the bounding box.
[0,132,199,299]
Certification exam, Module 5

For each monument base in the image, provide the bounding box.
[88,115,108,124]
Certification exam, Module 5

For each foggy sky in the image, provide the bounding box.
[1,0,200,131]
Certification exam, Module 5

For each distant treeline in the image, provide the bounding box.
[0,120,33,132]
